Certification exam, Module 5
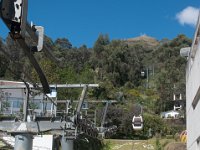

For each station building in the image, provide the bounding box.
[185,12,200,150]
[0,80,55,116]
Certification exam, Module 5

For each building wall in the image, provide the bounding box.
[186,15,200,149]
[161,111,180,119]
[0,81,53,116]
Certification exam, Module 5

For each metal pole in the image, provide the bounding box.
[54,97,57,117]
[99,101,110,139]
[41,101,44,116]
[61,136,74,150]
[15,83,34,150]
[66,100,70,114]
[14,134,33,150]
[66,100,71,121]
[101,101,109,129]
[23,88,29,122]
[51,103,53,115]
[11,101,13,115]
[76,85,88,114]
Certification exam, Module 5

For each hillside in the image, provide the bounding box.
[104,139,186,150]
[0,34,191,141]
[125,35,159,48]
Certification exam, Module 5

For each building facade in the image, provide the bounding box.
[160,110,180,119]
[0,80,54,116]
[185,12,200,150]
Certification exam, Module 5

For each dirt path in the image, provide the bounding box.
[164,142,186,150]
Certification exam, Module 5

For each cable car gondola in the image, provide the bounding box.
[132,115,143,131]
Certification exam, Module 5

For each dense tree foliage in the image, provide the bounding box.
[0,34,191,140]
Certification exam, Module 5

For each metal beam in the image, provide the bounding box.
[23,87,29,122]
[101,101,109,129]
[0,84,99,89]
[16,38,51,94]
[55,84,99,88]
[76,85,88,115]
[55,100,117,103]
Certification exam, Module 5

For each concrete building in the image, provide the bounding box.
[185,12,200,150]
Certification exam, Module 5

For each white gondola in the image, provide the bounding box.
[132,115,143,131]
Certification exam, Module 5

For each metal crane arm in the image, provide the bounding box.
[0,0,28,38]
[16,38,51,94]
[0,0,51,94]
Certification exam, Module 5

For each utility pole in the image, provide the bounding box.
[146,67,149,88]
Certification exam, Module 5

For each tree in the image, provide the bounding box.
[153,35,191,113]
[93,34,110,55]
[0,54,8,77]
[54,38,72,50]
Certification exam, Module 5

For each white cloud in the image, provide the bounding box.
[176,6,199,27]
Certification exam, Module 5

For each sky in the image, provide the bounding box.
[0,0,199,48]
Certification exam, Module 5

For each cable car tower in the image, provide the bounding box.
[0,1,102,150]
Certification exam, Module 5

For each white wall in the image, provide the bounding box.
[186,33,200,149]
[3,135,53,150]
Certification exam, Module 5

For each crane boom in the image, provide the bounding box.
[0,0,51,94]
[0,0,28,38]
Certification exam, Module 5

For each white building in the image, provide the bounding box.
[0,80,55,116]
[160,110,180,119]
[184,12,200,150]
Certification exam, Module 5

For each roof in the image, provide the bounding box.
[161,110,179,115]
[0,80,24,86]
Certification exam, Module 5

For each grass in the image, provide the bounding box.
[0,141,12,150]
[104,138,178,150]
[0,141,5,147]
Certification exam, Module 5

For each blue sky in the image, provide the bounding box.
[0,0,199,47]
